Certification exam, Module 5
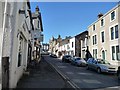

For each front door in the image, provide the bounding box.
[102,50,105,60]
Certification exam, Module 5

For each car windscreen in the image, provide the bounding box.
[97,59,110,64]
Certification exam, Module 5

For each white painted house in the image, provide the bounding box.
[1,0,33,88]
[69,37,75,56]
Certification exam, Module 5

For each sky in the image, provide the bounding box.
[30,2,117,43]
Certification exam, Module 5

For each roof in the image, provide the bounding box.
[88,3,120,28]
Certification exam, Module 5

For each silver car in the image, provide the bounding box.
[71,57,87,66]
[86,58,117,74]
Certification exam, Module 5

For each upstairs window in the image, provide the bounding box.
[115,25,118,39]
[111,27,114,40]
[101,19,104,26]
[93,24,95,31]
[38,20,40,28]
[110,25,119,40]
[92,35,97,45]
[101,31,104,42]
[111,11,115,21]
[72,42,74,48]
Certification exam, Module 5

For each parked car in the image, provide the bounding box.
[117,66,120,80]
[62,55,72,63]
[50,53,57,58]
[71,57,86,66]
[86,58,117,74]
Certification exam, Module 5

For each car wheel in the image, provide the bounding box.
[86,65,89,70]
[97,68,101,74]
[118,72,120,80]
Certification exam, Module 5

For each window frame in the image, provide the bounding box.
[110,10,116,22]
[101,31,105,43]
[111,45,120,61]
[100,18,105,27]
[93,24,96,31]
[109,23,119,41]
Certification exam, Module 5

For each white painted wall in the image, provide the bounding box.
[69,37,75,56]
[1,1,31,88]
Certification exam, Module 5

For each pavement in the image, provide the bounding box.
[15,56,75,89]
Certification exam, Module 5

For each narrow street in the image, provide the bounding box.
[16,57,74,89]
[43,55,120,90]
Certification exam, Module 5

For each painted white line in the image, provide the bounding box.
[83,79,102,84]
[66,72,74,75]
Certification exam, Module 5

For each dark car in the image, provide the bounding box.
[117,66,120,80]
[86,58,117,74]
[62,55,72,63]
[50,54,57,58]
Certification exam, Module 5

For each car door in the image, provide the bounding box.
[88,59,93,69]
[92,60,98,70]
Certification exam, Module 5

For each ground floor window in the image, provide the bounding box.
[111,45,120,61]
[18,35,23,67]
[93,49,97,58]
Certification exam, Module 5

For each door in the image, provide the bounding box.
[2,57,9,88]
[102,50,105,60]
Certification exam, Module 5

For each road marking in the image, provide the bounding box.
[77,72,92,75]
[66,72,74,75]
[57,65,67,68]
[83,79,102,84]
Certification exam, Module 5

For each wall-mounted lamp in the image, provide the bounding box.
[27,9,31,11]
[26,16,29,18]
[19,9,25,14]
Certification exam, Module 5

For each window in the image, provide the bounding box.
[93,35,97,45]
[95,35,97,44]
[112,46,115,60]
[93,24,95,31]
[101,19,104,26]
[38,20,40,28]
[111,27,114,40]
[116,45,120,61]
[92,36,94,45]
[115,25,118,39]
[111,11,115,21]
[18,36,23,67]
[110,25,119,40]
[112,45,120,61]
[72,42,74,48]
[101,31,104,42]
[93,49,97,58]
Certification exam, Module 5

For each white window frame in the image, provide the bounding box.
[110,44,120,61]
[92,34,97,45]
[100,30,105,43]
[100,18,105,27]
[93,24,96,31]
[109,23,118,41]
[110,10,116,22]
[92,48,98,59]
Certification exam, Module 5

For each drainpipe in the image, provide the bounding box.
[0,0,8,89]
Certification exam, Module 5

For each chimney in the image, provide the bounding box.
[98,13,103,18]
[35,6,39,12]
